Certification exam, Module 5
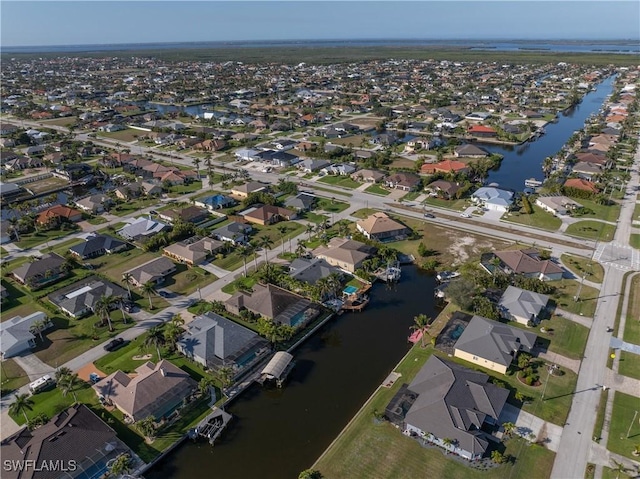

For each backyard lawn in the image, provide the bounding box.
[167,181,203,197]
[364,184,391,196]
[606,391,640,461]
[164,264,217,296]
[570,198,622,223]
[318,175,360,189]
[315,345,556,479]
[503,205,562,231]
[565,221,616,241]
[560,254,604,283]
[299,211,329,224]
[0,359,29,396]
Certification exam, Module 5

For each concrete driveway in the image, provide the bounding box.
[498,404,563,452]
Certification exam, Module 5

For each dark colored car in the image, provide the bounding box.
[424,213,435,218]
[104,338,125,352]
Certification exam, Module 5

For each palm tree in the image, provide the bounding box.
[58,372,82,402]
[29,319,48,342]
[338,221,349,238]
[141,281,157,310]
[491,450,506,464]
[95,295,116,332]
[108,453,133,477]
[217,366,235,391]
[192,158,202,180]
[121,272,134,299]
[410,314,431,348]
[305,223,315,240]
[238,244,251,277]
[198,377,215,397]
[9,393,34,423]
[442,437,454,451]
[163,322,182,352]
[118,299,128,324]
[55,366,73,383]
[172,313,185,327]
[277,225,288,253]
[142,326,165,360]
[135,416,157,442]
[502,421,517,438]
[610,459,630,479]
[258,236,274,265]
[295,243,307,258]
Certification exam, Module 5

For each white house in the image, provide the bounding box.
[471,187,514,212]
[0,312,52,359]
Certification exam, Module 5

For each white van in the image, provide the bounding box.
[29,375,55,394]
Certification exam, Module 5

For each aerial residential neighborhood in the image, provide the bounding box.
[0,4,639,479]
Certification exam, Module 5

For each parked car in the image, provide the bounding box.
[459,213,471,218]
[104,338,125,352]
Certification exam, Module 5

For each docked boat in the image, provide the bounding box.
[524,178,543,188]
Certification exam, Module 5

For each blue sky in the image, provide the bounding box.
[1,1,639,47]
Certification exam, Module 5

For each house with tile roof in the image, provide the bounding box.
[92,360,197,422]
[36,205,83,226]
[243,205,296,226]
[420,160,470,176]
[163,236,224,266]
[467,124,497,137]
[481,248,564,281]
[288,257,342,285]
[454,144,489,158]
[453,315,537,374]
[312,237,376,273]
[563,178,599,194]
[177,312,269,377]
[384,172,421,191]
[385,355,509,460]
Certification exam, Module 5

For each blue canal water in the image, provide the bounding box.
[147,266,438,479]
[483,75,616,191]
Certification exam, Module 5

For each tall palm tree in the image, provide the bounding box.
[217,366,235,391]
[172,313,185,327]
[305,223,315,240]
[258,236,274,265]
[58,372,82,402]
[143,326,165,360]
[9,394,34,423]
[238,244,251,277]
[411,314,431,348]
[55,366,73,383]
[121,272,134,299]
[29,319,48,342]
[163,322,182,352]
[192,158,202,180]
[108,453,133,477]
[277,225,288,253]
[95,295,116,332]
[135,416,157,441]
[141,281,157,310]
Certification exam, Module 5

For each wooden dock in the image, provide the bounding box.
[342,295,369,312]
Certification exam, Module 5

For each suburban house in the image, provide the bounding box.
[123,257,176,287]
[312,237,376,273]
[298,158,331,173]
[211,221,253,245]
[535,196,582,216]
[356,212,411,241]
[158,205,209,224]
[75,194,112,214]
[177,312,270,378]
[48,277,127,318]
[231,181,268,198]
[69,234,129,260]
[93,360,197,422]
[471,186,514,212]
[163,236,224,266]
[0,312,52,359]
[454,315,537,374]
[421,160,469,176]
[288,257,342,285]
[498,285,550,325]
[351,168,387,183]
[454,144,489,158]
[118,217,169,241]
[114,182,143,200]
[385,172,421,191]
[36,205,83,226]
[321,164,356,176]
[0,404,133,479]
[243,205,296,226]
[284,192,317,212]
[385,355,509,460]
[12,253,67,289]
[195,193,236,211]
[226,283,319,328]
[467,124,497,138]
[425,179,460,199]
[563,178,599,194]
[481,248,564,281]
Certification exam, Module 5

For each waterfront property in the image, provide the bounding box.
[385,355,509,460]
[48,276,128,318]
[0,311,52,359]
[471,186,514,212]
[534,196,582,216]
[93,360,197,422]
[498,285,550,325]
[177,312,270,378]
[453,315,537,374]
[312,237,376,273]
[1,404,135,479]
[356,212,411,242]
[480,248,564,281]
[288,257,342,285]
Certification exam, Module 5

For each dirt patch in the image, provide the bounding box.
[448,235,476,266]
[132,354,153,361]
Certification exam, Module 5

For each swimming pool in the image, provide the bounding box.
[343,285,358,295]
[449,324,465,340]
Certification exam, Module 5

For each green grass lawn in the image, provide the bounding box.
[606,391,640,461]
[565,221,616,241]
[318,175,361,189]
[221,275,257,294]
[560,254,604,283]
[364,184,391,196]
[537,314,589,360]
[111,198,161,217]
[618,351,640,381]
[351,208,378,219]
[33,310,136,367]
[623,275,640,345]
[211,249,247,271]
[96,129,141,142]
[253,221,306,247]
[86,216,108,225]
[316,197,350,213]
[315,345,556,479]
[422,197,469,211]
[91,249,159,282]
[400,191,421,202]
[503,205,562,231]
[601,466,633,479]
[312,185,353,197]
[630,234,640,249]
[164,264,217,296]
[299,211,329,224]
[15,228,78,250]
[570,198,622,223]
[1,359,30,396]
[592,389,608,442]
[167,181,203,197]
[551,279,600,317]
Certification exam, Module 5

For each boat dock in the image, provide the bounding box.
[256,351,295,388]
[342,295,370,312]
[193,407,233,445]
[374,263,402,283]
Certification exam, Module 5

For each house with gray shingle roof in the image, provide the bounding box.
[284,192,317,212]
[177,312,269,377]
[0,312,52,359]
[12,253,67,290]
[48,276,128,318]
[123,257,176,287]
[69,234,129,260]
[498,286,550,325]
[454,315,537,374]
[385,355,509,460]
[289,257,341,285]
[118,217,169,241]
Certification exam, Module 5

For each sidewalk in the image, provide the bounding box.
[555,308,593,328]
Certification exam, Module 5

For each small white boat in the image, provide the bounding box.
[524,178,543,188]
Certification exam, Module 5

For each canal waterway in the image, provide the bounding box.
[147,266,439,479]
[483,75,616,191]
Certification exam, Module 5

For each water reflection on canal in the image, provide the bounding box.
[147,266,438,479]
